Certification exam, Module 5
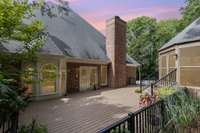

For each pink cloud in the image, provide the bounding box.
[79,5,181,33]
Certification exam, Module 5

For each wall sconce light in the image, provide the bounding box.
[175,54,178,60]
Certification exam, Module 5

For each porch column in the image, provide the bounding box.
[97,65,101,89]
[35,61,40,97]
[176,47,180,85]
[58,59,62,96]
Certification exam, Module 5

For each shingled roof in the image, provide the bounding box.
[160,17,200,51]
[0,3,139,65]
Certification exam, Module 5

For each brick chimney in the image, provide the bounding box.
[106,16,127,88]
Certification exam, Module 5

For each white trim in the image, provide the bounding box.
[35,61,40,97]
[166,54,169,74]
[180,66,200,68]
[159,47,176,55]
[58,59,62,96]
[178,42,200,49]
[100,65,108,86]
[126,64,140,67]
[176,47,180,85]
[39,54,110,64]
[183,85,200,90]
[65,61,67,95]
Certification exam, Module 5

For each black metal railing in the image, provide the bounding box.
[97,116,130,133]
[97,100,165,133]
[150,69,177,95]
[0,112,19,133]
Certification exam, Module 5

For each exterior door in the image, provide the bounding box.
[80,66,98,91]
[67,64,79,93]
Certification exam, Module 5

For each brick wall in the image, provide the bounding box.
[106,16,127,88]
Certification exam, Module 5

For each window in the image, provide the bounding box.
[22,65,35,94]
[101,65,108,86]
[40,64,57,95]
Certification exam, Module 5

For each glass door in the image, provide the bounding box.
[80,66,97,91]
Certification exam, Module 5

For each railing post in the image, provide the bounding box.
[151,83,154,96]
[128,113,135,133]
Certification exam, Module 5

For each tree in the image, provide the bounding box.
[0,0,47,57]
[127,17,181,78]
[0,0,50,124]
[0,0,48,86]
[127,16,158,78]
[181,0,200,26]
[156,19,182,48]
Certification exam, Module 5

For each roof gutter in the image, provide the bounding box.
[65,57,111,65]
[159,39,200,52]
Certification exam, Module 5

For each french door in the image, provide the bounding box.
[79,66,98,91]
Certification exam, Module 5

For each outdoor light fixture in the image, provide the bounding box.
[175,54,178,60]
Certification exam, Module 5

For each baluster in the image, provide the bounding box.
[142,112,144,133]
[128,113,134,133]
[136,115,138,133]
[122,123,125,133]
[150,108,153,133]
[139,113,142,133]
[148,109,150,133]
[145,109,147,133]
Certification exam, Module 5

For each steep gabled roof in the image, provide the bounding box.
[0,3,139,65]
[160,17,200,51]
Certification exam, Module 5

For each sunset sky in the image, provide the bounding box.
[58,0,185,33]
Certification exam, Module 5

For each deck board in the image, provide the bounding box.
[20,86,141,133]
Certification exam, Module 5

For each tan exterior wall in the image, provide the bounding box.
[179,42,200,87]
[126,66,137,85]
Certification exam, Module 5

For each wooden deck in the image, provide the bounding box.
[20,86,141,133]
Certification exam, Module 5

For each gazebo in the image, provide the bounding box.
[159,17,200,89]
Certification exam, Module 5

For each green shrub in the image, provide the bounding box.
[163,89,200,133]
[19,120,48,133]
[0,83,29,119]
[134,88,142,93]
[156,87,176,98]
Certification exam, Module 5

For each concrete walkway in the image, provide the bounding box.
[20,86,141,133]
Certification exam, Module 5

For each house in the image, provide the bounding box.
[0,3,140,100]
[159,17,200,90]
